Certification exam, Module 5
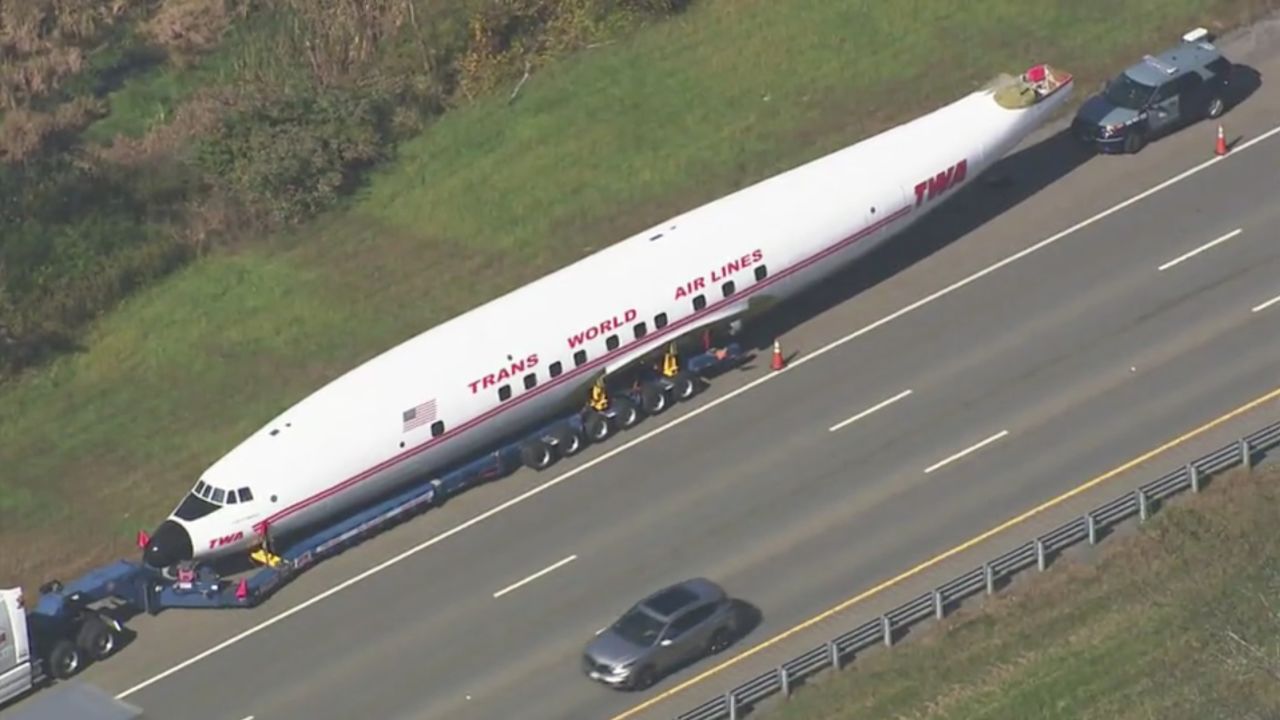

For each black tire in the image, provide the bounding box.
[670,371,699,402]
[706,627,733,655]
[76,614,117,661]
[611,396,641,429]
[1123,129,1146,154]
[639,383,669,415]
[520,439,555,470]
[551,423,584,457]
[631,665,657,691]
[1206,95,1226,119]
[47,639,82,680]
[583,411,613,443]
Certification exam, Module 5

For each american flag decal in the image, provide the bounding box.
[401,398,437,432]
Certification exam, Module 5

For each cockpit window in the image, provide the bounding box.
[173,493,220,521]
[238,488,253,503]
[195,480,207,496]
[226,492,238,505]
[199,484,213,500]
[212,488,226,503]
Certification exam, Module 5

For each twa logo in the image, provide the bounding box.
[912,158,968,207]
[208,530,244,550]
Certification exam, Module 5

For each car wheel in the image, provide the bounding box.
[631,666,657,691]
[1207,96,1226,119]
[707,627,733,655]
[1123,130,1146,154]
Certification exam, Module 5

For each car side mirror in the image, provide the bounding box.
[659,639,673,647]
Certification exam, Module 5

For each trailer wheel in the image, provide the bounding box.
[76,614,117,661]
[670,372,699,402]
[610,396,641,429]
[583,411,613,443]
[47,639,82,679]
[551,423,584,457]
[639,383,669,415]
[520,439,556,470]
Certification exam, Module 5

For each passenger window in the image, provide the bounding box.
[606,334,620,351]
[238,488,253,503]
[549,361,563,378]
[754,265,767,281]
[498,385,512,401]
[634,322,647,340]
[523,372,537,390]
[212,488,226,504]
[574,350,587,367]
[668,604,716,638]
[693,294,707,311]
[722,280,735,297]
[655,312,668,329]
[430,420,445,437]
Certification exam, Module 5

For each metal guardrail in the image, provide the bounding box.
[675,419,1280,720]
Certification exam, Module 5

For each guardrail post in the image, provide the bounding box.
[1137,489,1148,522]
[1086,512,1097,545]
[933,588,944,620]
[882,615,893,647]
[1035,538,1046,571]
[1188,462,1200,493]
[727,690,737,720]
[1241,438,1252,471]
[779,665,790,698]
[984,562,995,595]
[829,639,841,671]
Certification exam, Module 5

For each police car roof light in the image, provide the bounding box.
[1182,27,1211,44]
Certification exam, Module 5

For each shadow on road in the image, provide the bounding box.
[741,126,1095,354]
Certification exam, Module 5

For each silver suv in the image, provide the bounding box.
[583,578,739,690]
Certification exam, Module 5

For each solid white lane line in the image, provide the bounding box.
[492,555,578,598]
[1250,292,1280,314]
[828,389,913,432]
[923,430,1010,474]
[115,120,1280,702]
[1157,228,1242,271]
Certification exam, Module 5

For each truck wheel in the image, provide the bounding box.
[47,639,82,679]
[1206,95,1225,118]
[551,423,584,457]
[583,411,613,443]
[520,439,555,470]
[670,372,699,402]
[610,396,641,429]
[640,383,669,415]
[76,614,118,661]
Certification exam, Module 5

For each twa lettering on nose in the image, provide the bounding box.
[208,530,244,550]
[913,158,968,207]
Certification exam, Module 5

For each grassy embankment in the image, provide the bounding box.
[767,464,1280,720]
[2,0,1277,594]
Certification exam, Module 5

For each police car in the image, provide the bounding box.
[1072,28,1234,153]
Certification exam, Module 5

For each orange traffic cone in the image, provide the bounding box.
[1215,124,1227,156]
[136,530,150,549]
[235,578,249,601]
[770,340,785,371]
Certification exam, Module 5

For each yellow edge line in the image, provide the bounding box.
[610,384,1280,719]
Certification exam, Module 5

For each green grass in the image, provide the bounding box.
[764,466,1280,720]
[1,0,1275,591]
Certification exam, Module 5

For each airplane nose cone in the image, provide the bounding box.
[143,520,193,569]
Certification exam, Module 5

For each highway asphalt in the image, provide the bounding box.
[19,24,1280,720]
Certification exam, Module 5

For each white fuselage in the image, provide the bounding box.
[165,69,1074,561]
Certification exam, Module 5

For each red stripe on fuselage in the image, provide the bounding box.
[258,204,913,531]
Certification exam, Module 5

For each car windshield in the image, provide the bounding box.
[1104,72,1156,110]
[612,608,665,647]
